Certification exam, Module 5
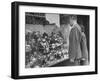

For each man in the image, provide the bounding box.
[80,25,89,65]
[68,15,82,65]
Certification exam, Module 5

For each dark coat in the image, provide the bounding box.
[69,24,82,60]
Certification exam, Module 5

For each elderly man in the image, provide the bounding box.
[68,15,83,65]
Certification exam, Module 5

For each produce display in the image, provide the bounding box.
[25,31,69,68]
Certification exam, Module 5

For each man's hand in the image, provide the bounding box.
[70,59,74,63]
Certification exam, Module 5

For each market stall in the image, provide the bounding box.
[25,31,69,68]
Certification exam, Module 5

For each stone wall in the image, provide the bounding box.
[25,24,57,35]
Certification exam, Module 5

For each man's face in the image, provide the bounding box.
[69,19,74,26]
